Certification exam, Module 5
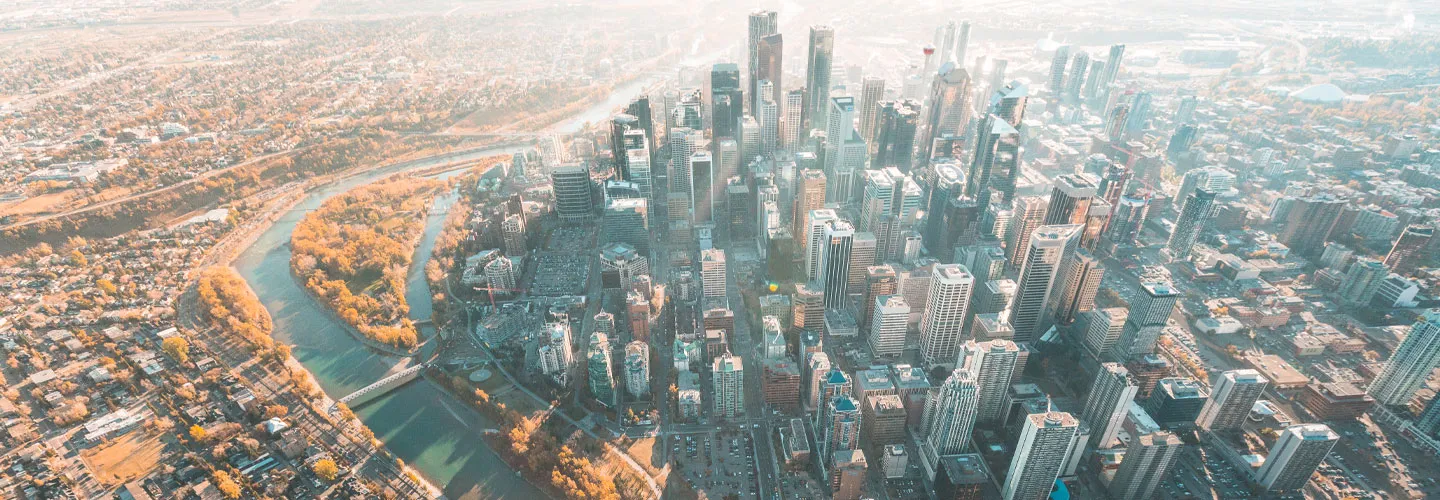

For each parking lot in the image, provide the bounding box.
[670,429,764,499]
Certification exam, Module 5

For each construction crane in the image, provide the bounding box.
[471,285,524,308]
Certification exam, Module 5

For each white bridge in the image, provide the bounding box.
[335,362,429,409]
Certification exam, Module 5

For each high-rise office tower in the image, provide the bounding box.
[1097,161,1131,207]
[1044,174,1099,226]
[1176,95,1198,124]
[803,25,836,131]
[604,198,650,253]
[1063,51,1090,105]
[669,127,699,198]
[869,295,910,358]
[830,450,868,500]
[716,138,739,186]
[1197,369,1268,431]
[1081,363,1138,448]
[922,369,980,462]
[1115,281,1180,360]
[848,232,878,291]
[1174,166,1235,210]
[740,117,760,163]
[1276,193,1348,258]
[587,332,616,407]
[551,165,593,223]
[1002,412,1079,500]
[1083,308,1128,361]
[955,20,972,64]
[1009,224,1082,342]
[1166,188,1217,261]
[863,265,900,326]
[713,352,745,418]
[690,151,715,223]
[793,169,828,238]
[710,63,743,139]
[916,63,972,162]
[757,33,784,115]
[804,209,840,281]
[1385,225,1434,275]
[1048,45,1071,100]
[1124,91,1152,139]
[823,395,864,465]
[1096,44,1127,100]
[624,95,653,155]
[1005,196,1049,269]
[783,89,805,149]
[1339,257,1387,306]
[968,114,1023,206]
[1109,429,1183,500]
[1106,196,1150,246]
[824,96,858,183]
[872,100,921,170]
[960,339,1021,423]
[1167,124,1199,158]
[747,10,779,114]
[1051,249,1104,326]
[860,167,922,233]
[1368,311,1440,405]
[919,264,976,368]
[1256,424,1338,492]
[819,219,856,309]
[610,113,640,179]
[858,77,886,143]
[620,130,653,201]
[758,85,780,157]
[700,248,727,301]
[988,58,1009,93]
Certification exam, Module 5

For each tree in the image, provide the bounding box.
[95,279,117,296]
[189,425,207,442]
[264,405,289,419]
[312,458,340,482]
[213,470,242,499]
[162,337,190,364]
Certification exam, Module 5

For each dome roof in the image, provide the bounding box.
[1289,83,1347,103]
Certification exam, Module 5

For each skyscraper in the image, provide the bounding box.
[919,264,976,368]
[551,165,593,223]
[1339,257,1387,306]
[960,339,1021,423]
[916,63,972,162]
[858,76,885,142]
[1385,225,1434,275]
[955,20,972,64]
[968,113,1023,206]
[822,395,863,463]
[758,84,780,156]
[848,232,877,292]
[872,99,921,170]
[1048,45,1071,100]
[1165,188,1218,261]
[1051,248,1104,325]
[1009,224,1082,342]
[869,295,910,358]
[1114,281,1179,360]
[1109,429,1183,500]
[1197,369,1268,431]
[819,219,856,309]
[1063,51,1090,105]
[793,169,828,238]
[1368,310,1440,405]
[921,369,979,463]
[757,33,784,115]
[1045,174,1099,226]
[1081,363,1138,448]
[1256,424,1339,492]
[783,89,805,150]
[1002,412,1079,500]
[690,150,715,223]
[610,113,640,179]
[710,63,743,139]
[1005,196,1049,269]
[804,208,840,281]
[587,332,616,407]
[804,25,836,131]
[624,341,650,399]
[713,351,745,418]
[1082,308,1128,361]
[747,10,779,114]
[700,248,727,301]
[1275,193,1348,258]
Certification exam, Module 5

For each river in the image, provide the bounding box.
[234,82,656,499]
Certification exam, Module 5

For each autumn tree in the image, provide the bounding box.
[212,470,242,499]
[162,337,190,364]
[312,458,340,482]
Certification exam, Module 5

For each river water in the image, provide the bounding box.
[234,78,658,499]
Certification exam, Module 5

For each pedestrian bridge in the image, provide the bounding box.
[335,362,429,409]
